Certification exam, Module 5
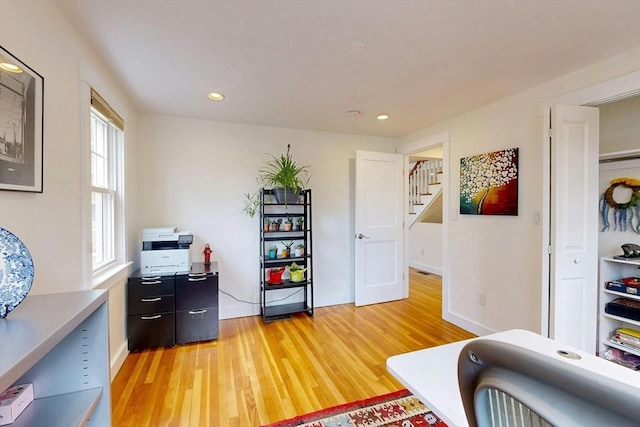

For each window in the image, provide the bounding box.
[90,89,124,273]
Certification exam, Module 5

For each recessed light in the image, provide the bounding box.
[0,62,23,73]
[345,110,361,118]
[207,92,225,101]
[376,114,389,120]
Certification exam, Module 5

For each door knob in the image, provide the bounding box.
[573,257,581,264]
[356,233,370,239]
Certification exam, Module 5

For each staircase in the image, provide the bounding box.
[408,159,443,228]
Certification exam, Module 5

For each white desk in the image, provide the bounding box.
[387,337,472,427]
[387,329,639,427]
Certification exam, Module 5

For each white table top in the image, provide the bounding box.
[387,337,472,427]
[386,329,638,427]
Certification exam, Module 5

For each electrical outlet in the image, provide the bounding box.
[476,291,486,306]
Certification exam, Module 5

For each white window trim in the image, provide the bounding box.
[80,76,128,289]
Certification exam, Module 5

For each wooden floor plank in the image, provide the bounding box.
[111,269,475,426]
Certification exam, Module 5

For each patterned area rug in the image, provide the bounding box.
[261,389,448,427]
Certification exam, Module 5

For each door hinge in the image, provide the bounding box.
[548,245,552,255]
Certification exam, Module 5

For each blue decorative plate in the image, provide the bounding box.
[0,227,34,318]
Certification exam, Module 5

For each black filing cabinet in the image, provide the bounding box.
[127,273,175,351]
[175,263,219,344]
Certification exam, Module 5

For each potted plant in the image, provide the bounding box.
[283,216,293,231]
[268,245,278,259]
[267,267,285,284]
[259,144,310,205]
[269,219,282,232]
[294,243,305,257]
[281,241,293,258]
[287,262,307,282]
[295,217,304,231]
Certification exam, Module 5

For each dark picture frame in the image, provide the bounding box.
[0,45,44,193]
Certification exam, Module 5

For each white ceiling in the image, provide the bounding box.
[56,0,640,138]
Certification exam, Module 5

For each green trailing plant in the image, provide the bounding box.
[241,191,260,217]
[259,144,310,194]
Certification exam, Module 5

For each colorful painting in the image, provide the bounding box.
[460,147,518,215]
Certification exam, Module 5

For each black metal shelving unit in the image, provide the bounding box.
[260,188,313,322]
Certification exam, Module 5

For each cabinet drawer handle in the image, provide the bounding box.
[141,280,162,285]
[188,277,207,282]
[188,309,207,315]
[141,297,162,302]
[140,315,161,320]
[189,273,206,277]
[142,276,161,280]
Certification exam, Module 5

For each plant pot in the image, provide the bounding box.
[273,187,300,204]
[263,222,270,232]
[281,248,289,258]
[289,269,306,282]
[294,248,304,257]
[283,223,292,231]
[268,268,285,284]
[268,248,277,259]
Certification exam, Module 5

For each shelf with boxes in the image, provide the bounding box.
[598,256,640,370]
[259,188,313,323]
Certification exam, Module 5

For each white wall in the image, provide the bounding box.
[0,1,139,377]
[408,223,442,275]
[598,159,640,258]
[600,95,640,155]
[137,115,395,318]
[399,48,640,335]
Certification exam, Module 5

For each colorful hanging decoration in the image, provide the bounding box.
[600,177,640,233]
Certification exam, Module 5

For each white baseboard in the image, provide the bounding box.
[443,309,495,337]
[218,293,354,319]
[315,293,353,308]
[110,341,129,381]
[408,261,442,276]
[220,305,260,320]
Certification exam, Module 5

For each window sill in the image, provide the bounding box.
[92,261,132,290]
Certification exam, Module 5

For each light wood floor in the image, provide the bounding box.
[111,269,475,426]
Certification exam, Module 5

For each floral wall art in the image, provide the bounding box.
[460,147,518,215]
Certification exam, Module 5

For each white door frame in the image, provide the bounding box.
[396,131,450,311]
[539,71,640,337]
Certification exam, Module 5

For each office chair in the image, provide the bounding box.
[458,338,640,427]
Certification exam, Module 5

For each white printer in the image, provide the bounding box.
[140,227,193,274]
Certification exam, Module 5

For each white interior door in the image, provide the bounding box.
[355,150,404,306]
[550,104,599,353]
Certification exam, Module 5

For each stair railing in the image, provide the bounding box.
[409,159,442,213]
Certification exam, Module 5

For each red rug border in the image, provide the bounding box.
[261,388,413,427]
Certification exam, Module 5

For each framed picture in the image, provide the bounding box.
[460,147,518,215]
[0,46,44,192]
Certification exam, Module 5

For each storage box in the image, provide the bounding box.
[605,298,640,322]
[0,384,34,425]
[606,280,640,296]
